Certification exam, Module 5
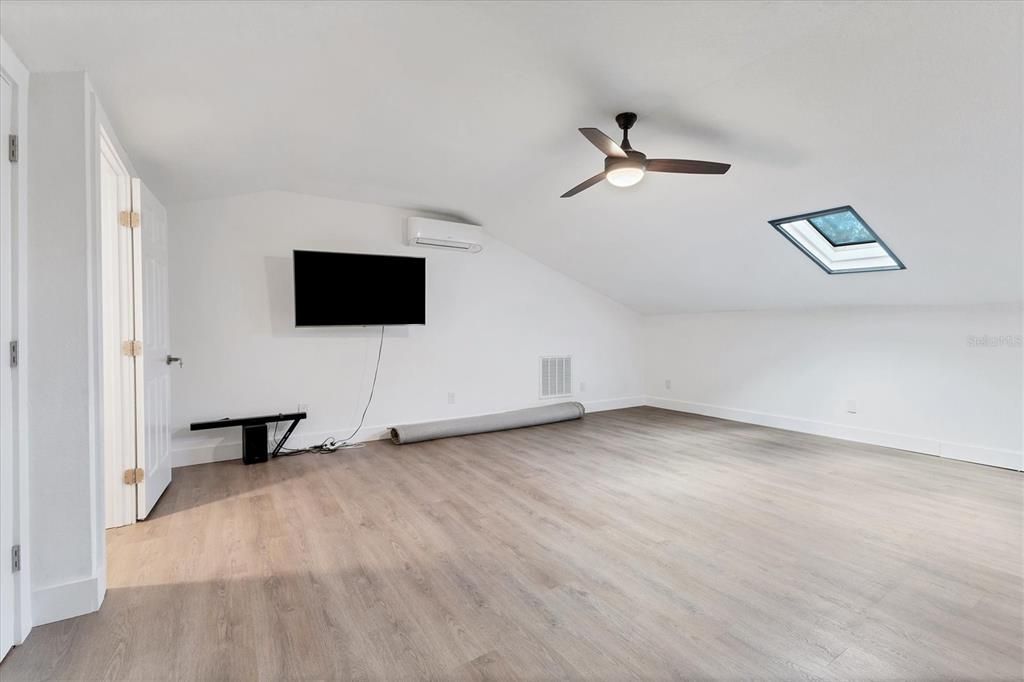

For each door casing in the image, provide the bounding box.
[0,35,30,656]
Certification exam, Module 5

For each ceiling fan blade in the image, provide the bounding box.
[561,172,606,198]
[646,159,731,174]
[579,128,627,158]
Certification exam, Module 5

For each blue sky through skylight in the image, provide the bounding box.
[808,210,875,246]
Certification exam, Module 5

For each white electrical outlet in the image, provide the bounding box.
[846,399,857,414]
[447,392,456,405]
[665,379,672,390]
[579,381,587,392]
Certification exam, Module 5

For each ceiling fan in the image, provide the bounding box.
[561,112,730,198]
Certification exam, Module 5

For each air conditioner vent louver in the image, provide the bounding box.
[412,237,474,250]
[540,356,572,399]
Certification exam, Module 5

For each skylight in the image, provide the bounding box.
[769,206,905,274]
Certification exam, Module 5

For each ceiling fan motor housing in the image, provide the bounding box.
[604,149,647,187]
[605,149,647,174]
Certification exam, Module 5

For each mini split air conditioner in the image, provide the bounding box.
[406,217,483,253]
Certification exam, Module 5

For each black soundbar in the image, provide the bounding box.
[190,412,307,464]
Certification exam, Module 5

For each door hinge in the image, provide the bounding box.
[8,134,18,163]
[9,340,16,367]
[118,210,141,228]
[11,545,20,573]
[123,468,145,485]
[121,339,143,357]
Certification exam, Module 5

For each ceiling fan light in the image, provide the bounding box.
[606,165,645,187]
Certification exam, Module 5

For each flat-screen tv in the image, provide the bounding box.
[293,250,426,326]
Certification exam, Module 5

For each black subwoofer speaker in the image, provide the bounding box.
[242,423,269,464]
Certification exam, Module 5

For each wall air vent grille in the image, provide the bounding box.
[540,356,573,399]
[412,237,474,251]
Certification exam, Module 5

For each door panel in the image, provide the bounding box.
[136,181,171,518]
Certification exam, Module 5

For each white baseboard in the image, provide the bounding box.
[172,396,646,468]
[33,575,104,626]
[582,396,645,412]
[939,440,1023,471]
[646,396,1022,471]
[173,397,1020,472]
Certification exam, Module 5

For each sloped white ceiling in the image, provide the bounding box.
[2,1,1020,312]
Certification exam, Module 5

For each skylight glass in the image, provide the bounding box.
[808,210,874,246]
[768,206,905,274]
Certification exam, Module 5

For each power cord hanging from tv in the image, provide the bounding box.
[333,324,385,448]
[274,324,385,455]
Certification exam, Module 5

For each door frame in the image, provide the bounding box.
[0,36,31,651]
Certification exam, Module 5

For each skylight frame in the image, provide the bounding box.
[768,205,906,275]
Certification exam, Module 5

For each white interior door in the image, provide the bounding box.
[0,71,16,663]
[135,180,171,518]
[100,131,137,529]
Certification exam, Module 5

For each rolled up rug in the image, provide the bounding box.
[390,401,585,445]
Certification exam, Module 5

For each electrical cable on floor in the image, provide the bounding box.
[272,325,385,456]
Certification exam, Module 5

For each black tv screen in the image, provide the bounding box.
[293,250,426,326]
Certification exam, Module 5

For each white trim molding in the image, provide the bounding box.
[1,34,32,648]
[583,396,646,413]
[32,575,105,627]
[647,396,1023,471]
[174,394,1020,472]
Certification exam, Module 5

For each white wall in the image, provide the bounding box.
[26,73,98,624]
[645,305,1023,470]
[169,191,644,466]
[26,72,143,625]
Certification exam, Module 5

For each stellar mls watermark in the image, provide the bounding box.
[967,334,1022,348]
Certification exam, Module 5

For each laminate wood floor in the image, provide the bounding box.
[3,407,1022,680]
